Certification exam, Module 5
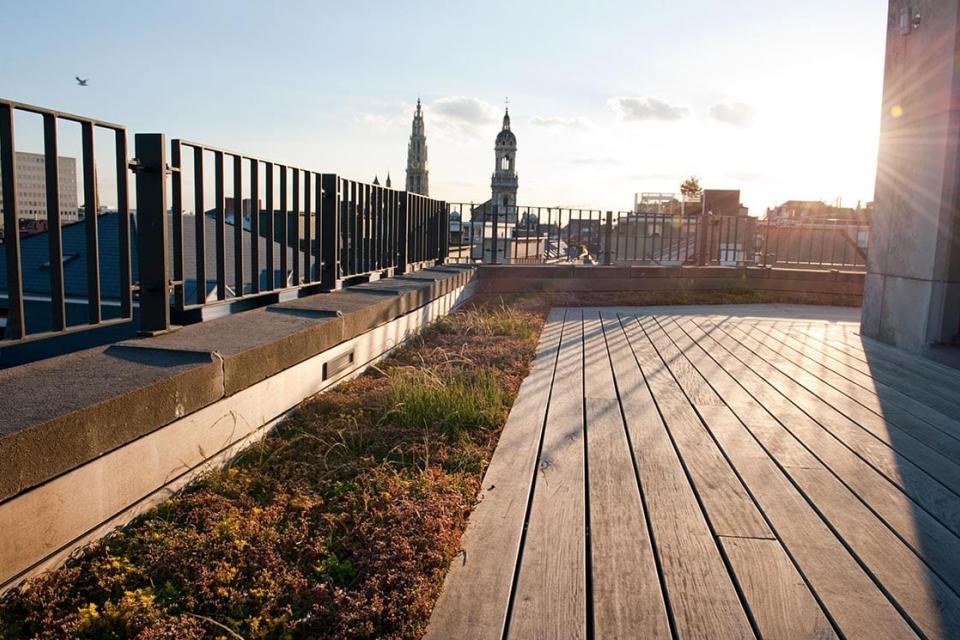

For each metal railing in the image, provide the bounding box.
[0,100,448,347]
[0,97,867,350]
[446,203,869,270]
[0,99,131,344]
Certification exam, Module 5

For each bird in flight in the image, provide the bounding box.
[75,76,89,86]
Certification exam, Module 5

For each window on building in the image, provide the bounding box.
[501,156,510,171]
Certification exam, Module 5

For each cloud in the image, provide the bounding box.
[571,157,621,165]
[355,112,405,129]
[429,96,500,137]
[530,115,592,130]
[608,96,690,122]
[709,101,756,127]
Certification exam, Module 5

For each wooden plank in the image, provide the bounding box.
[424,309,564,640]
[753,323,960,442]
[625,315,772,540]
[795,324,960,394]
[508,309,587,640]
[715,321,960,495]
[719,536,837,640]
[654,317,958,638]
[667,316,960,597]
[643,317,904,639]
[687,316,960,539]
[580,313,670,639]
[611,314,756,640]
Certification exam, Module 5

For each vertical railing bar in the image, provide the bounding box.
[214,150,226,300]
[279,165,288,287]
[250,160,260,293]
[292,168,300,285]
[265,161,274,290]
[319,173,339,288]
[193,146,206,305]
[43,113,66,331]
[233,154,244,296]
[170,140,184,311]
[314,174,323,281]
[0,104,25,339]
[115,129,132,319]
[80,121,101,324]
[303,170,312,283]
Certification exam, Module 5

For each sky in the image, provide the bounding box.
[0,0,888,216]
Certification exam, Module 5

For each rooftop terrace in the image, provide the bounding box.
[428,305,960,639]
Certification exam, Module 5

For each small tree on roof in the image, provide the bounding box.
[680,176,702,198]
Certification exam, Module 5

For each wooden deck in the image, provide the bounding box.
[425,305,960,640]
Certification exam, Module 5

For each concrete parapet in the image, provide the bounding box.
[0,266,476,591]
[475,265,864,302]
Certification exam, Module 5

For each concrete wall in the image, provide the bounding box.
[862,0,960,351]
[477,265,864,304]
[0,266,476,592]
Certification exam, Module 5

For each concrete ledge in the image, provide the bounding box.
[0,347,223,502]
[476,265,864,301]
[0,266,476,507]
[0,279,475,592]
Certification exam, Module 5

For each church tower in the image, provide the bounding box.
[491,106,518,221]
[405,99,429,196]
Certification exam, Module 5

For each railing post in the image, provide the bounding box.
[397,191,409,274]
[133,133,170,334]
[320,173,340,289]
[438,200,449,265]
[603,210,613,265]
[696,210,710,266]
[491,204,500,265]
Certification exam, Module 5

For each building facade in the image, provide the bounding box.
[0,152,79,235]
[405,99,428,196]
[491,107,518,220]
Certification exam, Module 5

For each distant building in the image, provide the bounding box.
[702,189,747,217]
[491,107,518,218]
[765,200,872,225]
[405,99,429,196]
[469,106,520,224]
[0,152,79,236]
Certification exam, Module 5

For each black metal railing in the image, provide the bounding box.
[0,97,868,350]
[446,203,869,270]
[0,100,449,347]
[0,99,131,344]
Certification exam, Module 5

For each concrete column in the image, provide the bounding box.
[862,0,960,351]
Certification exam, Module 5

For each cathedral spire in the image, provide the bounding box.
[492,100,518,221]
[406,98,429,196]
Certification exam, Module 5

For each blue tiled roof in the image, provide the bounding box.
[0,212,301,304]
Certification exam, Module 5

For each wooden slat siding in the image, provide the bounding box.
[665,317,960,596]
[683,317,960,544]
[640,318,839,639]
[583,312,670,639]
[614,315,756,640]
[778,325,960,423]
[508,309,587,640]
[631,316,772,540]
[715,321,960,495]
[657,319,959,639]
[752,323,960,444]
[424,310,565,640]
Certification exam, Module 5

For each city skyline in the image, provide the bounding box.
[0,0,887,215]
